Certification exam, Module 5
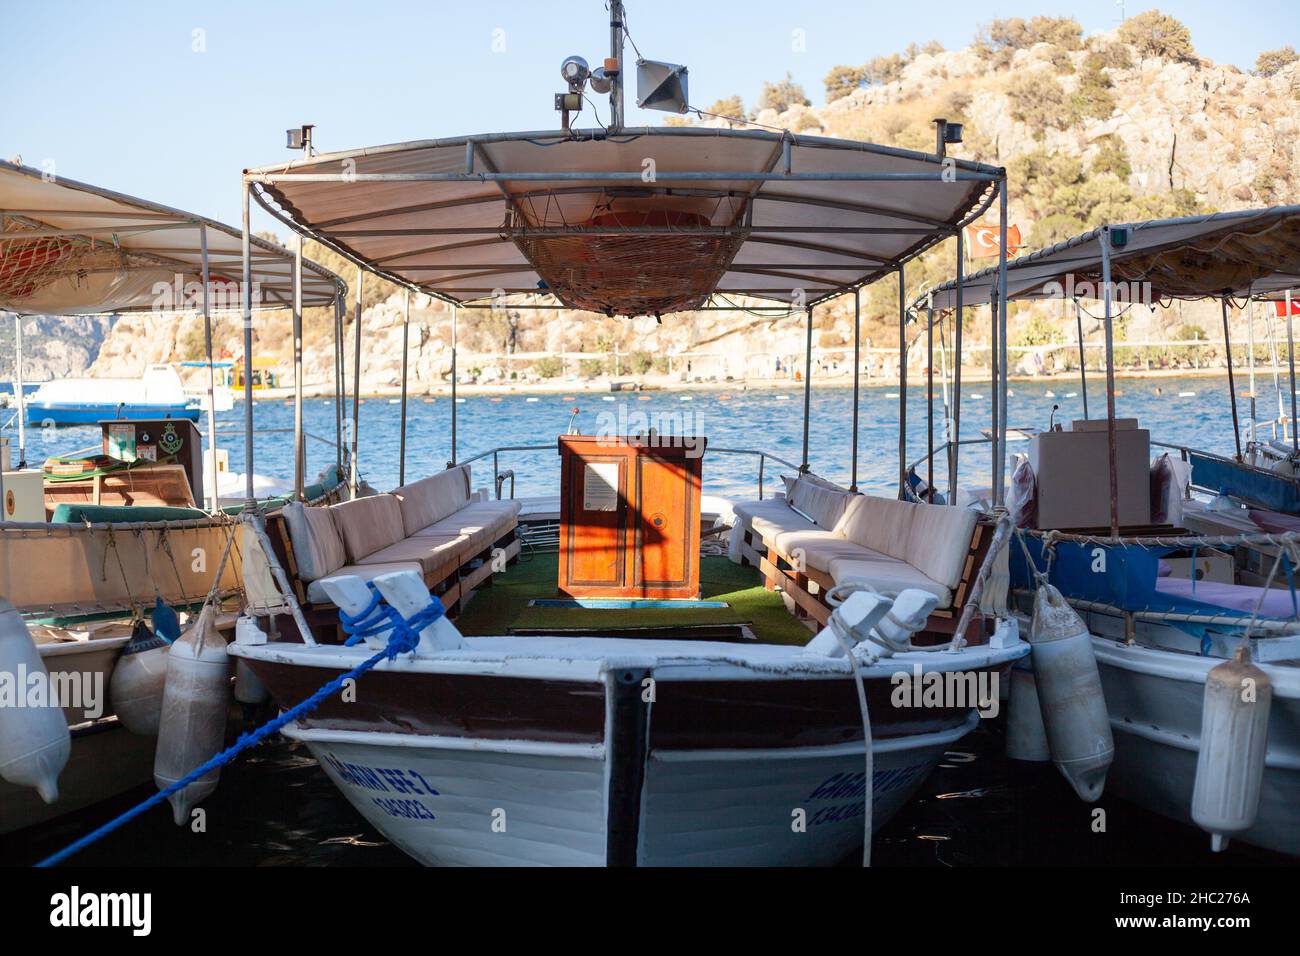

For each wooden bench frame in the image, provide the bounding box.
[736,515,995,642]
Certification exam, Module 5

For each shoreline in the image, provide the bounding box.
[236,364,1244,401]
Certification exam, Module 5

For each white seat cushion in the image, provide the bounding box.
[305,560,423,604]
[393,465,472,536]
[828,554,952,606]
[834,495,977,590]
[787,476,856,528]
[771,529,874,573]
[732,497,816,542]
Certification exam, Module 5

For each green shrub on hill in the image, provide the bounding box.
[1118,10,1196,62]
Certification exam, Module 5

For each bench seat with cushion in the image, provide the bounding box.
[275,464,521,618]
[730,474,984,626]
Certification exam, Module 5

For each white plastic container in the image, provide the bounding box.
[1192,647,1272,852]
[0,598,70,803]
[1028,584,1113,800]
[153,605,230,825]
[109,620,170,736]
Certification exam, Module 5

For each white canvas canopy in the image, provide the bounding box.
[247,127,1002,314]
[924,205,1300,312]
[0,160,343,314]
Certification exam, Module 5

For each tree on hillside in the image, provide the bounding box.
[1256,46,1299,76]
[758,72,810,113]
[1118,10,1196,62]
[976,16,1083,64]
[705,95,746,122]
[824,65,866,102]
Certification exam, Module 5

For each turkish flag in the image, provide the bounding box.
[965,223,1022,259]
[1274,298,1300,318]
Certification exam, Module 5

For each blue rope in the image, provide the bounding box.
[35,593,445,868]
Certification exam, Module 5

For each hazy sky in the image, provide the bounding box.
[4,1,1296,234]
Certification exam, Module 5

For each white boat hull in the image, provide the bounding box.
[238,634,1026,866]
[1092,638,1300,856]
[288,711,976,867]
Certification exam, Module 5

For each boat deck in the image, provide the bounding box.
[454,551,812,645]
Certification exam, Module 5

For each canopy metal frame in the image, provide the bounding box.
[241,127,1009,505]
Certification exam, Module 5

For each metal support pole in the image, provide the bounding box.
[399,288,411,486]
[800,304,813,473]
[1248,296,1257,447]
[351,267,363,495]
[1099,229,1120,538]
[13,314,25,469]
[898,265,908,498]
[1074,298,1089,419]
[240,182,256,506]
[338,287,348,476]
[1288,290,1297,455]
[850,288,860,491]
[609,0,626,132]
[949,231,964,506]
[1222,298,1242,460]
[292,232,305,500]
[995,183,1010,508]
[450,302,459,467]
[926,294,934,501]
[199,224,220,512]
[989,289,1000,500]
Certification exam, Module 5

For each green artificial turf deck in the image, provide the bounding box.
[454,551,811,645]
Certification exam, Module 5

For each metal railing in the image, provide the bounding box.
[457,443,803,502]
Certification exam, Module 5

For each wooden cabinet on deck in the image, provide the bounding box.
[557,434,706,599]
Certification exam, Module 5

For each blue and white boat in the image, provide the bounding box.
[24,364,200,426]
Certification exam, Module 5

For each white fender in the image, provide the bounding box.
[153,604,230,826]
[371,571,466,654]
[0,598,70,803]
[232,616,269,705]
[1192,647,1272,852]
[1028,584,1113,801]
[109,620,170,736]
[1006,658,1051,762]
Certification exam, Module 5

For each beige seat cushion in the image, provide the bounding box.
[305,560,423,604]
[828,554,952,606]
[415,499,521,553]
[281,500,347,581]
[732,497,816,542]
[393,465,472,537]
[329,494,406,563]
[358,535,465,577]
[903,503,977,590]
[771,529,873,573]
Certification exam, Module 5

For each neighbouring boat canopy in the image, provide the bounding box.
[0,160,344,314]
[922,205,1300,311]
[247,127,1003,314]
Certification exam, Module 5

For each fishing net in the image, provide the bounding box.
[0,215,158,307]
[512,194,749,316]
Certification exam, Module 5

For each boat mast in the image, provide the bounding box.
[1098,227,1120,537]
[241,181,256,507]
[1288,289,1297,455]
[292,232,305,500]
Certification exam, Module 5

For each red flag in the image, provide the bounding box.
[964,223,1022,259]
[1274,298,1300,318]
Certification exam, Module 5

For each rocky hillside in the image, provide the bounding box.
[0,314,113,381]
[17,12,1300,389]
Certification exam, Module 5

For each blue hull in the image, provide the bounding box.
[24,403,201,427]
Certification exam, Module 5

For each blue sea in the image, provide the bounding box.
[10,374,1268,499]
